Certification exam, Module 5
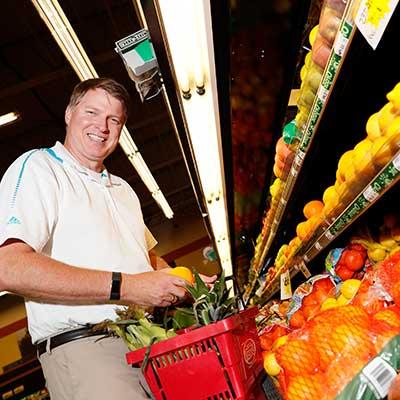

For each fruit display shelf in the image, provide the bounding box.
[259,149,400,302]
[257,1,357,270]
[244,2,359,302]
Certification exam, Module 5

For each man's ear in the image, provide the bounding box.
[65,106,71,126]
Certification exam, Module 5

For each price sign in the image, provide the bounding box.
[280,270,292,300]
[355,0,399,50]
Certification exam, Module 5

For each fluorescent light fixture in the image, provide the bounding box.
[0,111,20,127]
[156,0,233,276]
[31,0,173,219]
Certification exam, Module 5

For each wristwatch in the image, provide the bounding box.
[110,271,122,301]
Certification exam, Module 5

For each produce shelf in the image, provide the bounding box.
[244,1,359,302]
[259,149,400,302]
[259,1,357,265]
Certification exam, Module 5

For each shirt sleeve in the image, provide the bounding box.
[144,226,158,251]
[0,150,59,252]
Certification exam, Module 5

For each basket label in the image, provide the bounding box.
[242,338,257,366]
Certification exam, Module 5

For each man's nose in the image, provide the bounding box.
[96,116,109,132]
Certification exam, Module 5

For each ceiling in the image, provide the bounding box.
[0,0,200,227]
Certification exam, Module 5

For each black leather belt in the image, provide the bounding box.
[36,325,107,356]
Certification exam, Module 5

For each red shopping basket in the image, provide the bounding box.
[126,307,263,400]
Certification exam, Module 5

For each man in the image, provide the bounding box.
[0,78,212,399]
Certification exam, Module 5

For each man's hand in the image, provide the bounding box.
[123,270,188,307]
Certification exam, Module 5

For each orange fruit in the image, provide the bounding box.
[303,200,324,219]
[373,309,400,328]
[296,221,309,241]
[286,373,322,400]
[276,338,320,376]
[168,266,195,284]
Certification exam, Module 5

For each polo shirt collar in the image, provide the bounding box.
[52,141,115,186]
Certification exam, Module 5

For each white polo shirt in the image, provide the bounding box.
[0,142,157,343]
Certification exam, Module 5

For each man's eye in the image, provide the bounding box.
[86,110,95,115]
[111,118,121,125]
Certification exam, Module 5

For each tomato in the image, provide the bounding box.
[335,264,355,280]
[341,249,365,271]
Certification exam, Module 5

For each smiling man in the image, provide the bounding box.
[0,78,205,399]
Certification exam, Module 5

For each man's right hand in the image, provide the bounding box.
[122,270,188,307]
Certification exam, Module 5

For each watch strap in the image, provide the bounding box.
[110,271,122,301]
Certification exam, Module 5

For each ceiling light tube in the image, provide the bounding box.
[31,0,174,219]
[0,111,20,127]
[156,0,232,276]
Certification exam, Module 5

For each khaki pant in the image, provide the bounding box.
[39,336,151,400]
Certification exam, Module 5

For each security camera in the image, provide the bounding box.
[115,29,162,102]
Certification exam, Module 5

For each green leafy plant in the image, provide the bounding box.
[176,271,238,327]
[93,306,176,351]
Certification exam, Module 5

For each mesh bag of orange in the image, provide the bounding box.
[269,304,400,399]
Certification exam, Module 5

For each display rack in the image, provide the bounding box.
[260,149,400,301]
[244,1,358,301]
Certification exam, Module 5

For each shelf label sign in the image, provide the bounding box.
[280,270,292,300]
[298,261,311,278]
[355,0,399,50]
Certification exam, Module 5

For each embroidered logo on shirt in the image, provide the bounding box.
[7,216,21,225]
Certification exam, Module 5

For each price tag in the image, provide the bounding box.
[303,254,309,262]
[334,31,349,56]
[315,242,323,250]
[355,0,399,50]
[325,230,335,240]
[280,197,287,205]
[363,185,379,202]
[280,270,292,300]
[318,85,329,102]
[361,356,397,398]
[393,152,400,171]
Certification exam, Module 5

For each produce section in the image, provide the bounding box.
[243,0,400,305]
[219,0,400,398]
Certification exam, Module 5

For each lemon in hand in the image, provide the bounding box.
[168,266,195,284]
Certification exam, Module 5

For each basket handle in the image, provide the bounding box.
[141,337,157,373]
[225,275,246,310]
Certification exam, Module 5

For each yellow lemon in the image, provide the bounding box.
[309,25,319,47]
[304,51,312,67]
[352,139,375,180]
[387,83,400,110]
[386,116,400,138]
[378,103,399,134]
[322,186,339,207]
[263,352,281,376]
[368,247,388,263]
[168,266,195,284]
[336,294,350,306]
[366,112,383,141]
[321,297,338,311]
[341,279,361,300]
[272,335,288,350]
[371,136,393,169]
[344,161,357,184]
[300,65,308,81]
[337,150,354,181]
